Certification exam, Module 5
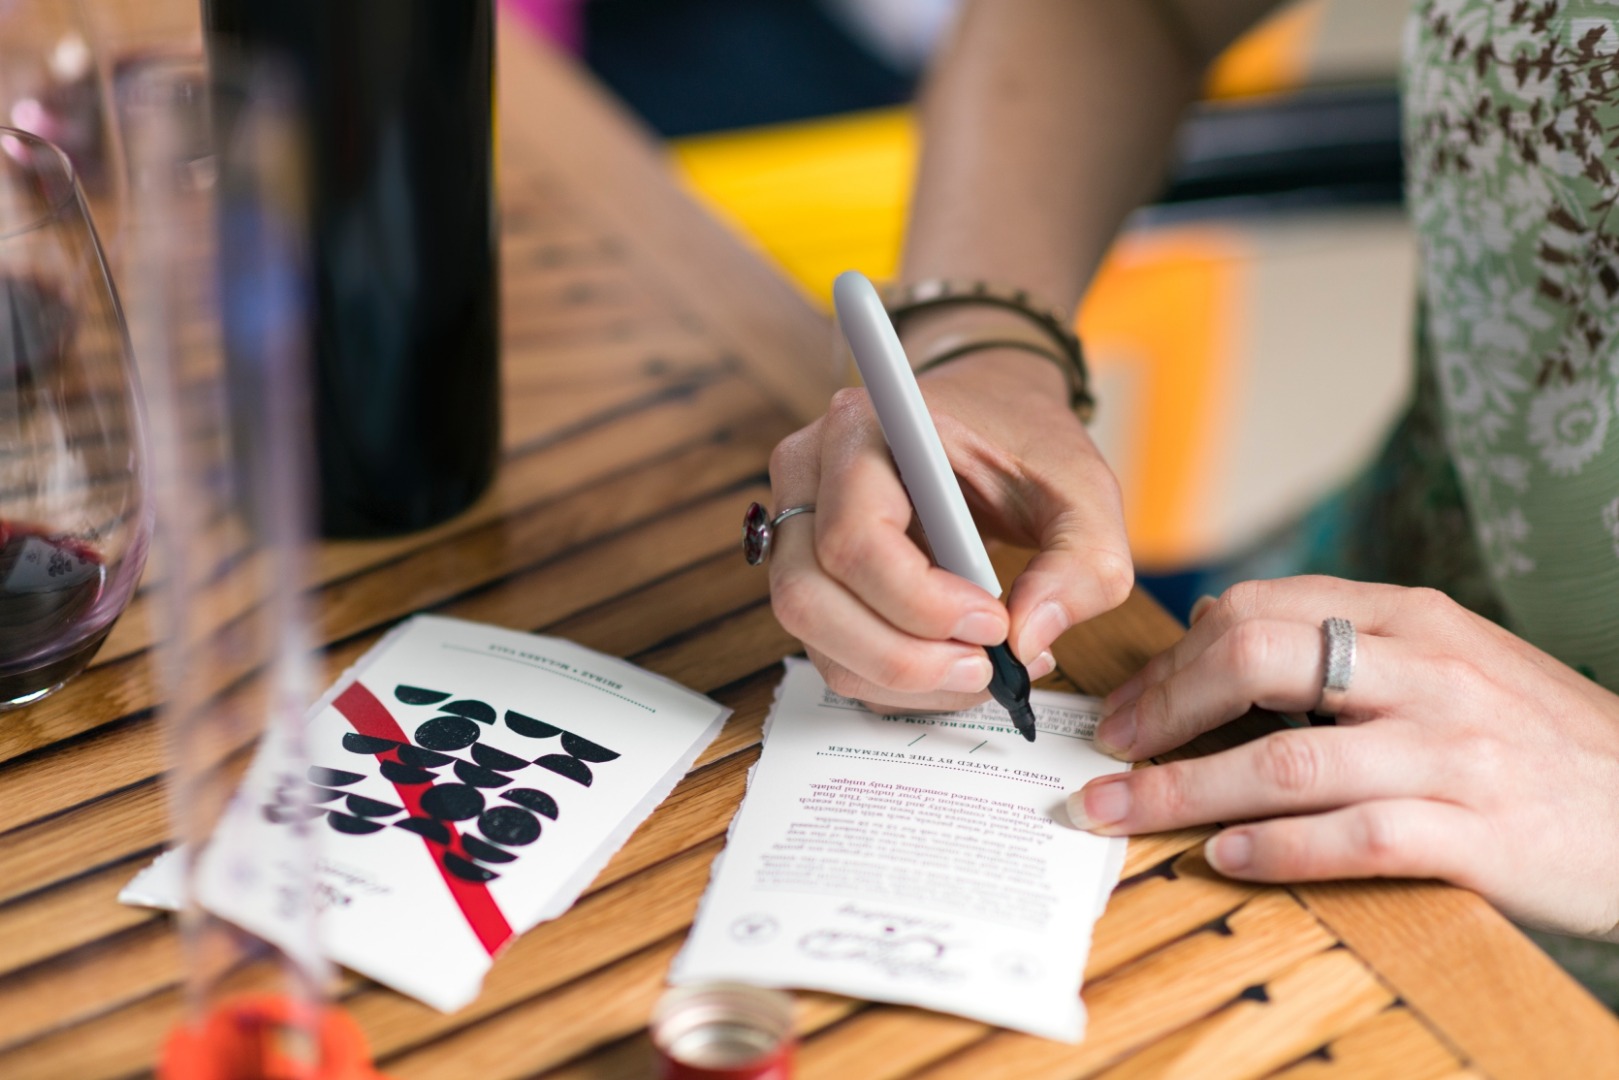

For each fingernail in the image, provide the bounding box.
[1027,650,1056,681]
[1018,601,1070,661]
[1206,831,1252,874]
[1189,594,1218,625]
[953,610,1006,646]
[1103,674,1144,715]
[1094,703,1136,759]
[942,654,993,693]
[1067,777,1131,832]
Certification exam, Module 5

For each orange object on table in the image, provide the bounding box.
[159,995,383,1080]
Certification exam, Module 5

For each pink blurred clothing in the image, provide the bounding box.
[504,0,584,52]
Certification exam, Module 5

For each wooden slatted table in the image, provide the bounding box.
[4,13,1619,1079]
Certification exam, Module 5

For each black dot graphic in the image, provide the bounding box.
[380,761,436,786]
[395,817,451,844]
[442,699,496,724]
[420,783,484,821]
[308,786,347,804]
[535,754,593,787]
[395,685,450,706]
[342,733,399,755]
[397,746,454,768]
[414,716,480,751]
[345,794,402,818]
[502,788,559,820]
[326,813,385,835]
[504,710,560,740]
[454,760,510,789]
[478,806,540,846]
[461,835,516,864]
[308,766,363,787]
[471,743,527,772]
[562,732,620,763]
[442,852,498,883]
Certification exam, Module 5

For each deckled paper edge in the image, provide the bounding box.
[119,615,733,1013]
[666,657,798,986]
[670,658,1128,1043]
[118,846,184,910]
[527,701,732,930]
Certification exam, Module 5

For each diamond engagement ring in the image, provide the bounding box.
[1316,616,1356,717]
[742,502,815,565]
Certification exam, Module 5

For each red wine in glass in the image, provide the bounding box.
[0,133,150,711]
[0,520,109,704]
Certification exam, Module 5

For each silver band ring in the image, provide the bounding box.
[743,502,815,565]
[1316,617,1356,717]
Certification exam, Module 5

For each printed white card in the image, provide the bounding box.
[124,615,730,1011]
[670,658,1129,1042]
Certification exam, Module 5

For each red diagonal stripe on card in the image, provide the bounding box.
[332,681,515,956]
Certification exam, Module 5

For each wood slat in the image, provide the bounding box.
[795,1006,987,1080]
[1264,1007,1463,1080]
[1120,826,1217,881]
[495,30,839,425]
[1094,948,1393,1080]
[1296,881,1619,1080]
[0,856,161,981]
[0,835,720,1077]
[911,891,1337,1080]
[0,413,779,774]
[1087,849,1262,980]
[0,481,773,846]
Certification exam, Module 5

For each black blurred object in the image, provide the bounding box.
[203,0,500,538]
[584,0,914,137]
[1156,85,1406,214]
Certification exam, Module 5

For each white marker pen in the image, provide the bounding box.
[833,270,1037,741]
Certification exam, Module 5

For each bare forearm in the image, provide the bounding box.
[902,0,1283,314]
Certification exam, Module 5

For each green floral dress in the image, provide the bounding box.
[1400,0,1619,1011]
[1404,0,1619,689]
[1209,0,1619,1008]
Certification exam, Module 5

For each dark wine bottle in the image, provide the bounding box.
[202,0,500,537]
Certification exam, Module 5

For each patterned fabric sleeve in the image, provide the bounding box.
[1404,0,1619,690]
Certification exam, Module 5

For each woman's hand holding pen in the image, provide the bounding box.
[1069,576,1619,940]
[764,346,1133,714]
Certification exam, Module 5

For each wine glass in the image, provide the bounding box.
[0,126,149,709]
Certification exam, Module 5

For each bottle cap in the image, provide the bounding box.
[651,982,795,1080]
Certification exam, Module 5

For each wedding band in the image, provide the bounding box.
[1316,616,1356,717]
[742,502,815,565]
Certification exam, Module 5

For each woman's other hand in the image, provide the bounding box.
[1069,576,1619,939]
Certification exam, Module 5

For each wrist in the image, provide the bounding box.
[884,278,1094,420]
[916,343,1072,405]
[898,306,1046,359]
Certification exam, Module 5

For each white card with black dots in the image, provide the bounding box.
[123,615,730,1011]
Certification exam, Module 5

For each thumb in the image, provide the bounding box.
[1005,507,1134,663]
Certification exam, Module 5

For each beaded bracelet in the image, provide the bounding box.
[882,278,1095,422]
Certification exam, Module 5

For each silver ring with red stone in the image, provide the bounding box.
[742,502,815,565]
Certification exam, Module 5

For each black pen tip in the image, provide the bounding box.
[985,643,1039,742]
